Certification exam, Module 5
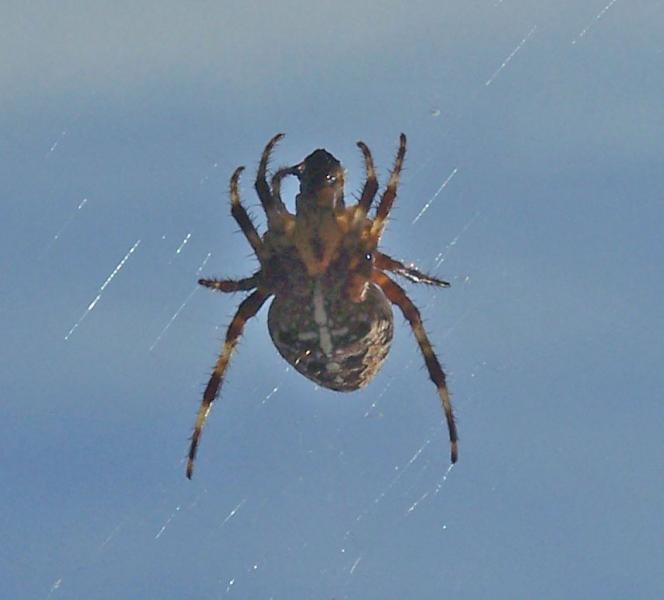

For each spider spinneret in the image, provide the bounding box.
[187,133,457,479]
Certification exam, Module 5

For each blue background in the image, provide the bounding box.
[3,2,663,598]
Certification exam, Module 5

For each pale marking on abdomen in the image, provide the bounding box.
[297,331,318,341]
[313,280,333,356]
[331,326,349,336]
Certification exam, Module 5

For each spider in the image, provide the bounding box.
[186,133,457,478]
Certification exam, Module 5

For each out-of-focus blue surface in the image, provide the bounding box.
[3,2,663,598]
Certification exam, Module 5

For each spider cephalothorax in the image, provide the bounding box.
[186,134,458,478]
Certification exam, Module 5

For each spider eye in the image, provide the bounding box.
[325,174,336,183]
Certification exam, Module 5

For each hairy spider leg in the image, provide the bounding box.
[187,288,271,479]
[270,165,299,214]
[255,133,288,223]
[198,275,259,292]
[229,167,263,259]
[355,141,378,218]
[370,133,407,241]
[374,252,450,287]
[372,270,458,464]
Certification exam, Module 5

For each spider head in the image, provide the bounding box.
[295,149,345,207]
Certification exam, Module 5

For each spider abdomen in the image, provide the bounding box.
[268,283,393,391]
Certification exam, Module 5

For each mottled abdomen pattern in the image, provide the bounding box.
[268,284,393,391]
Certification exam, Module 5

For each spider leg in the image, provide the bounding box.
[354,141,378,222]
[375,252,450,287]
[198,274,259,293]
[371,270,458,464]
[186,288,271,479]
[229,167,263,259]
[255,133,288,223]
[370,133,407,242]
[271,165,299,214]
